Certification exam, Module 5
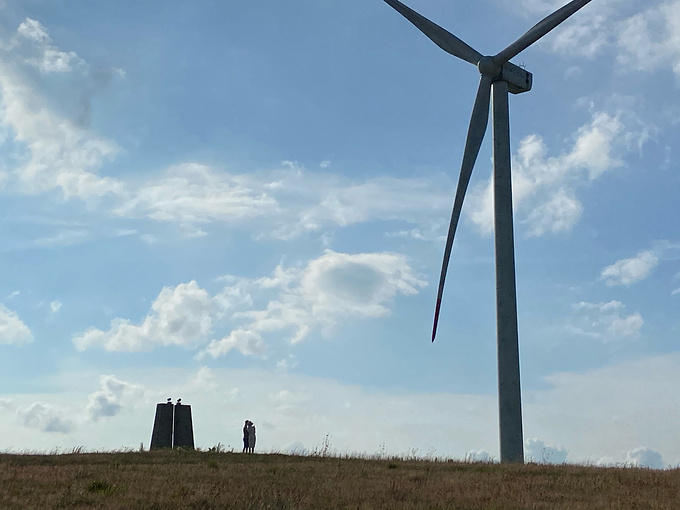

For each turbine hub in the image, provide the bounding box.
[477,56,501,78]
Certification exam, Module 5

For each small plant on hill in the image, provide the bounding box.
[86,480,115,495]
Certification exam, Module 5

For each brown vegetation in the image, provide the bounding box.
[1,449,678,509]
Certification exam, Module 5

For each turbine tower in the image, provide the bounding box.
[381,0,595,463]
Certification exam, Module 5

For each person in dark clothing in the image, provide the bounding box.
[242,420,250,453]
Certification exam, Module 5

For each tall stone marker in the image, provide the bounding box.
[150,401,173,450]
[150,400,195,450]
[173,403,195,449]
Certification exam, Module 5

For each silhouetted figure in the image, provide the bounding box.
[247,421,256,453]
[242,420,250,453]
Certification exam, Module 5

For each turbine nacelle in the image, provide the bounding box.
[477,57,531,95]
[500,62,532,95]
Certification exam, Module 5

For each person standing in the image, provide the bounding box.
[242,420,250,453]
[247,421,256,453]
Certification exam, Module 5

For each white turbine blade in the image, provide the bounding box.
[383,0,482,65]
[493,0,594,64]
[433,75,493,342]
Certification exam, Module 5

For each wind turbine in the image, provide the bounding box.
[381,0,594,463]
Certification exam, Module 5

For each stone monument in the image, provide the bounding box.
[150,398,194,450]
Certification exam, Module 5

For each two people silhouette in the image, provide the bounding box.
[242,420,256,453]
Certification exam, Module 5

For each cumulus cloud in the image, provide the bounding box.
[190,366,218,391]
[276,355,299,373]
[626,446,664,469]
[15,19,86,75]
[85,375,143,421]
[466,109,649,237]
[266,165,452,240]
[15,19,51,44]
[73,251,425,356]
[525,438,568,464]
[32,230,91,248]
[16,402,74,433]
[2,354,680,463]
[0,20,454,240]
[514,0,680,83]
[616,2,680,77]
[0,21,123,200]
[0,398,14,411]
[91,161,453,239]
[601,251,659,286]
[203,250,426,358]
[0,304,33,345]
[571,300,643,340]
[465,449,493,462]
[74,281,214,352]
[114,163,279,228]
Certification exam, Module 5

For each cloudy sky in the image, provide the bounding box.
[0,0,678,468]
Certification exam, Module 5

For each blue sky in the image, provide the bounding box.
[0,0,678,468]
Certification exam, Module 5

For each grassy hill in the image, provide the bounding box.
[1,449,678,509]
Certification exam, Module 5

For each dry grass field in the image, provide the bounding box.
[1,449,679,509]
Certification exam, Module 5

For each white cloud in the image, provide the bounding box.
[85,375,143,421]
[50,300,62,313]
[525,353,680,467]
[0,19,124,201]
[276,355,299,373]
[73,281,214,352]
[514,0,680,80]
[626,446,664,469]
[2,354,680,464]
[115,163,279,226]
[27,48,82,74]
[465,449,492,462]
[386,226,445,242]
[73,251,425,357]
[16,19,50,44]
[466,109,648,237]
[279,174,451,239]
[203,250,426,358]
[0,69,122,198]
[0,304,33,346]
[571,301,643,340]
[2,20,452,239]
[512,0,634,57]
[0,398,14,411]
[601,251,659,286]
[13,19,87,75]
[32,230,91,248]
[190,367,217,391]
[616,2,680,77]
[525,438,568,464]
[16,402,74,433]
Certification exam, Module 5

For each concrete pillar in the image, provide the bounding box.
[150,402,173,450]
[173,403,195,449]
